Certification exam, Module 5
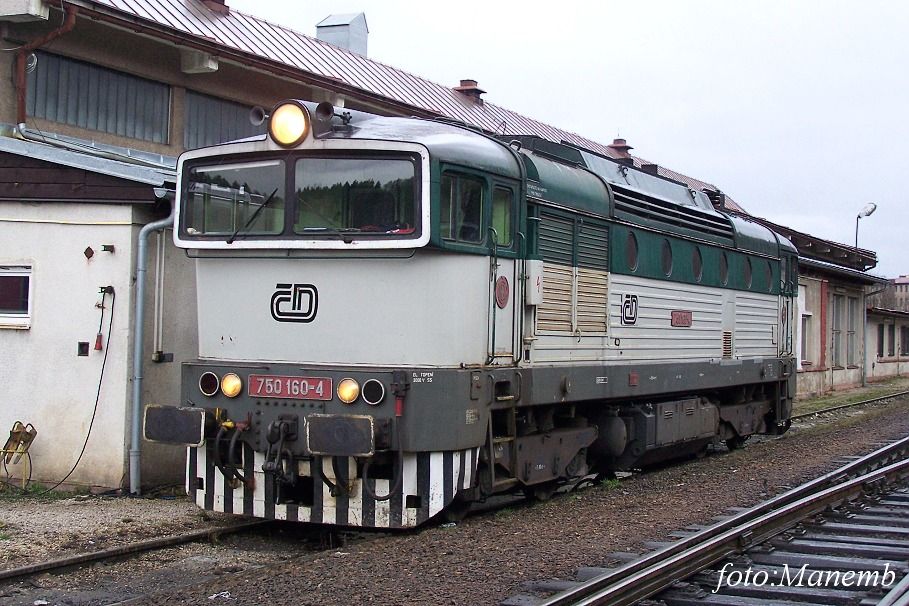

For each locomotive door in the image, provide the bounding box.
[487,184,520,364]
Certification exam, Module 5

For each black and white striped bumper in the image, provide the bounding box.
[187,444,478,528]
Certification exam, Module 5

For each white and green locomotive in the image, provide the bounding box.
[145,100,797,528]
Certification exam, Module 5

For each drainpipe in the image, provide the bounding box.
[129,198,175,495]
[16,3,79,124]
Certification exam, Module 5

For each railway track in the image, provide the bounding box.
[0,520,270,583]
[502,434,909,606]
[791,390,909,422]
[0,518,364,606]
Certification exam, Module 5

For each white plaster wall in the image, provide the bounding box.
[0,202,135,488]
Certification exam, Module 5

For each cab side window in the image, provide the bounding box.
[441,173,484,244]
[492,186,514,247]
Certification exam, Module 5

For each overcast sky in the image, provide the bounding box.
[228,0,907,278]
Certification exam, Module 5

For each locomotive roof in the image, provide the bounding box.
[310,103,794,257]
[312,103,522,180]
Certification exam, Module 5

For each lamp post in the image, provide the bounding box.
[855,202,877,248]
[855,202,877,387]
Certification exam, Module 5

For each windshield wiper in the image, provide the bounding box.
[300,226,361,244]
[226,188,279,244]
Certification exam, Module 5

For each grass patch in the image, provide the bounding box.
[0,481,84,501]
[599,477,621,490]
[793,377,909,416]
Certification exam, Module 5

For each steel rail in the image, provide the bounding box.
[0,520,270,582]
[538,434,909,606]
[791,389,909,421]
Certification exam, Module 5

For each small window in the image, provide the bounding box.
[491,187,513,247]
[766,260,774,292]
[626,232,638,271]
[661,239,673,277]
[720,252,729,285]
[744,258,753,288]
[441,173,484,244]
[692,247,703,283]
[0,266,32,329]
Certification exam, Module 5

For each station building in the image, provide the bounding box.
[0,0,887,489]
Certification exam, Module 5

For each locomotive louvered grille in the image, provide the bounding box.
[577,267,608,333]
[577,222,609,269]
[723,330,734,359]
[539,264,574,332]
[537,208,609,335]
[612,185,734,241]
[538,212,574,265]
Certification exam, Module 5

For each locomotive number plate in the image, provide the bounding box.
[249,374,332,400]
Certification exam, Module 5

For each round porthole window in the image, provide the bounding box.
[744,258,753,288]
[693,247,703,283]
[720,252,729,285]
[661,239,673,277]
[626,232,639,272]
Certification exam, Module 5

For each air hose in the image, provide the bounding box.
[361,420,404,502]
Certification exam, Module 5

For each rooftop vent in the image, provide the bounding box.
[454,79,486,105]
[316,13,369,56]
[0,0,49,21]
[202,0,228,15]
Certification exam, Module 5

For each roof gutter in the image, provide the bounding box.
[66,1,437,121]
[16,2,79,124]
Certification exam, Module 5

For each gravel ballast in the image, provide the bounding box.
[1,391,907,605]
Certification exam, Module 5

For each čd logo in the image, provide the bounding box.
[271,283,318,323]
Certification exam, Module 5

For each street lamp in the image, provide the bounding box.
[855,202,877,248]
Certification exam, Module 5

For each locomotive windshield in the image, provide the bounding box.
[294,157,415,235]
[180,154,419,242]
[184,160,286,236]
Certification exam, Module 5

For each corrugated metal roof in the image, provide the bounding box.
[78,0,740,208]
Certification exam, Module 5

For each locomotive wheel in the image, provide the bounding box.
[525,480,559,502]
[725,434,750,450]
[442,494,472,522]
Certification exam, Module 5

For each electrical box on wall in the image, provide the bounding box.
[0,0,49,22]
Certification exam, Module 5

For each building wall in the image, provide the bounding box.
[3,16,351,156]
[795,273,867,397]
[0,202,136,488]
[0,11,358,489]
[866,313,909,382]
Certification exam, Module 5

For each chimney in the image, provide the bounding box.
[454,79,486,105]
[640,163,659,176]
[202,0,228,15]
[607,137,633,159]
[316,13,369,56]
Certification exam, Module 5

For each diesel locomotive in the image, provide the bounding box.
[145,99,797,528]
